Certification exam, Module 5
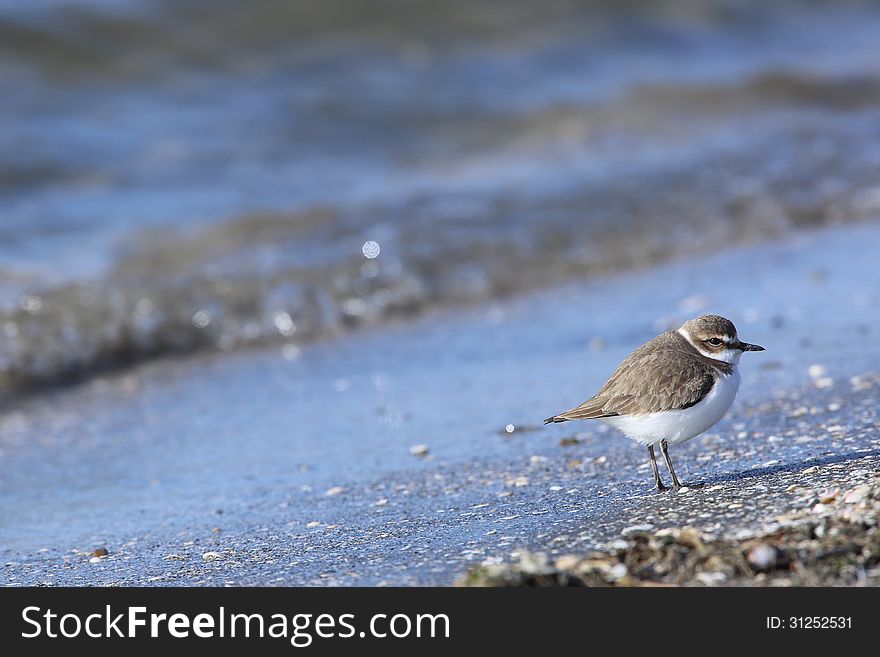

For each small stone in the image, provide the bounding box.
[91,547,108,558]
[89,556,105,564]
[843,485,870,504]
[696,571,728,586]
[202,551,223,562]
[818,488,839,504]
[555,555,582,571]
[306,521,322,528]
[504,424,515,434]
[409,444,429,457]
[608,563,629,581]
[374,498,389,506]
[518,552,552,575]
[747,544,777,571]
[808,364,826,378]
[325,486,346,496]
[559,437,580,447]
[511,476,529,487]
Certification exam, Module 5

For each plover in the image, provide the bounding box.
[545,315,764,492]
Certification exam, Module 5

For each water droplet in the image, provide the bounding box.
[273,311,296,336]
[361,240,381,259]
[192,309,212,329]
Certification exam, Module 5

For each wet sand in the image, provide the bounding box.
[2,221,880,585]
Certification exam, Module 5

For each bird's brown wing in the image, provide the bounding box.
[544,333,717,423]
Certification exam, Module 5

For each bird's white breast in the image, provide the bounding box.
[602,368,741,446]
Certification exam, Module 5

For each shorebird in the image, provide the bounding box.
[545,315,764,492]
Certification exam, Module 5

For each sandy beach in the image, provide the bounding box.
[3,221,879,585]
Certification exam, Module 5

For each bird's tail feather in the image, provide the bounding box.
[544,398,615,425]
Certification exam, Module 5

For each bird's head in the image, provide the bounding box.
[678,314,764,364]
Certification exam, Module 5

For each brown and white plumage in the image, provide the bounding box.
[544,315,764,492]
[544,330,731,423]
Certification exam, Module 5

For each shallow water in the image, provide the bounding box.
[2,222,879,578]
[3,0,880,396]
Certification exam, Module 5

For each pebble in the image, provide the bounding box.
[843,485,870,504]
[608,563,629,580]
[696,571,728,586]
[818,488,839,503]
[555,555,581,571]
[808,364,827,378]
[409,444,430,457]
[202,552,223,562]
[325,486,346,496]
[747,544,778,571]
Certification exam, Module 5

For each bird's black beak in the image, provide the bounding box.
[736,341,765,352]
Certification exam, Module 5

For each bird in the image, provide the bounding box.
[544,315,764,492]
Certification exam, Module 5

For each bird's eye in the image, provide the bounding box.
[706,338,723,346]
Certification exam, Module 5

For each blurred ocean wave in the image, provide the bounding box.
[2,0,880,398]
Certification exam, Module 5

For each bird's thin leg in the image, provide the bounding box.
[647,445,668,492]
[660,439,683,491]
